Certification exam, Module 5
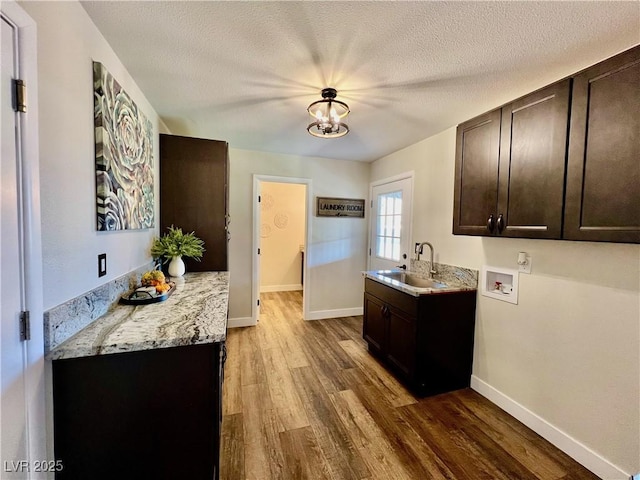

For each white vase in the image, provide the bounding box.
[168,256,185,277]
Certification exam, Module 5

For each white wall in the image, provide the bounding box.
[17,1,165,470]
[259,182,306,292]
[229,148,369,321]
[371,127,640,477]
[19,1,161,311]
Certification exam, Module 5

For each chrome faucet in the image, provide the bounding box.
[415,242,437,278]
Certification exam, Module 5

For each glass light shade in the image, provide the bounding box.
[307,88,350,138]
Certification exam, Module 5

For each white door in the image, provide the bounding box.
[1,15,29,477]
[369,176,413,271]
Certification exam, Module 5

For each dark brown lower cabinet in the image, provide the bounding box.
[363,278,477,397]
[52,342,225,480]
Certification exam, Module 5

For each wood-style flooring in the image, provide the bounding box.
[220,291,599,480]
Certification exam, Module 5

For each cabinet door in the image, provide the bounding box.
[363,293,386,355]
[213,342,225,480]
[497,80,570,239]
[453,109,501,235]
[564,46,640,243]
[386,305,416,379]
[52,344,218,480]
[160,134,229,270]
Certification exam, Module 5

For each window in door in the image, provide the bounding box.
[369,176,413,271]
[376,191,402,261]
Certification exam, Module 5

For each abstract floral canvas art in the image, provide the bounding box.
[94,61,154,231]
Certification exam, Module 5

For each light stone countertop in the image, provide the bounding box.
[363,268,477,297]
[48,271,228,361]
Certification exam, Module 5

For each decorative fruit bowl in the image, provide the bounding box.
[120,270,176,305]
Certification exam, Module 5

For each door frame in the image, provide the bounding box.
[367,172,414,271]
[252,175,312,324]
[1,1,46,473]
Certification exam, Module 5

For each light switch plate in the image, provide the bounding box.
[98,253,107,277]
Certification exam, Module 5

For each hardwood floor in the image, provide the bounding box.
[220,291,599,480]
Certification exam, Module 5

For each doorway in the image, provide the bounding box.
[252,176,312,324]
[1,4,46,474]
[369,173,414,271]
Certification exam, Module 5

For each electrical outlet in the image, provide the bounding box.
[517,252,532,274]
[98,253,107,277]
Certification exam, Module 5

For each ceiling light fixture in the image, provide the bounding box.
[307,88,350,138]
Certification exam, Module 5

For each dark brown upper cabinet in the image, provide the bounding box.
[453,80,570,239]
[497,80,571,239]
[564,46,640,243]
[454,44,639,244]
[160,134,229,271]
[453,110,501,236]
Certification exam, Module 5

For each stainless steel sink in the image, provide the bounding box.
[377,271,447,289]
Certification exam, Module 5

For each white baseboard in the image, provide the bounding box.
[260,284,303,293]
[305,307,363,321]
[470,376,631,480]
[227,317,255,328]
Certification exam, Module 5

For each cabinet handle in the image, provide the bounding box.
[487,214,495,233]
[497,213,504,233]
[380,305,390,317]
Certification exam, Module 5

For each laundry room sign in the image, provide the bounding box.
[316,197,365,218]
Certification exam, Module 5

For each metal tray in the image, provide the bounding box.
[119,282,176,305]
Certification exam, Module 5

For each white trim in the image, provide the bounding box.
[306,307,363,321]
[260,284,303,293]
[370,171,416,188]
[1,2,46,476]
[368,171,414,271]
[228,317,255,328]
[252,175,312,323]
[470,376,631,480]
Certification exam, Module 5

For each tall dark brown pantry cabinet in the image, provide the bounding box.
[564,46,640,243]
[160,134,229,271]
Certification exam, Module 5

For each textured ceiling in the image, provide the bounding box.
[81,1,639,162]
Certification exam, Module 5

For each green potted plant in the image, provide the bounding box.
[150,226,205,277]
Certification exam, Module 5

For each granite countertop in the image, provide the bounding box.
[363,268,477,297]
[48,271,229,361]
